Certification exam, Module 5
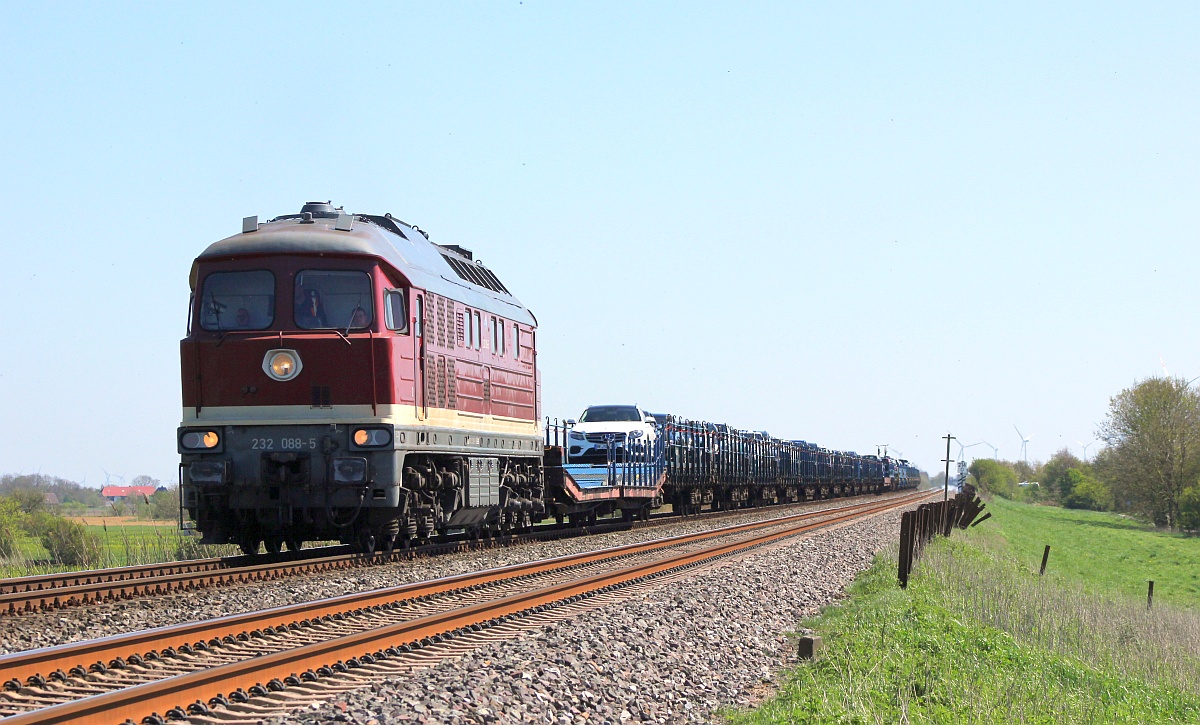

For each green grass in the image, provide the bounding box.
[728,500,1200,723]
[984,497,1200,606]
[0,523,239,578]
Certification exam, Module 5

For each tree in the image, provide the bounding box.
[1012,459,1037,484]
[0,473,104,507]
[1039,448,1084,500]
[1061,469,1112,511]
[968,459,1020,499]
[130,475,161,489]
[150,486,179,520]
[9,488,47,515]
[1178,486,1200,532]
[1098,376,1200,528]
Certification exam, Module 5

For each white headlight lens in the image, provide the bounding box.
[263,349,302,381]
[270,352,295,377]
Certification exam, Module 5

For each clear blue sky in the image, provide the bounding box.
[1,2,1196,485]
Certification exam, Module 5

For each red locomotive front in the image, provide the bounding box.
[179,203,543,554]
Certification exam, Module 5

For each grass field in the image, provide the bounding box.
[983,496,1200,606]
[728,499,1200,723]
[0,520,238,577]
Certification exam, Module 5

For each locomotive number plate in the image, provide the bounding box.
[251,437,317,451]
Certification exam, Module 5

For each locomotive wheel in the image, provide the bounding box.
[284,538,303,553]
[357,530,376,556]
[263,536,283,555]
[238,538,260,557]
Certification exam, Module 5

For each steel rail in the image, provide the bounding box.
[1,490,930,725]
[0,559,225,596]
[0,491,928,689]
[0,545,360,596]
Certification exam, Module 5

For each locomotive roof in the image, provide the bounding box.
[193,206,536,326]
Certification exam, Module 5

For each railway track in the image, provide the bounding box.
[0,491,909,616]
[0,546,349,597]
[0,523,638,615]
[0,490,931,725]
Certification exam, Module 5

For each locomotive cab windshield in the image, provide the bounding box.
[293,270,373,330]
[199,270,275,331]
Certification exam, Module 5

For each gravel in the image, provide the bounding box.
[265,506,905,725]
[0,496,904,656]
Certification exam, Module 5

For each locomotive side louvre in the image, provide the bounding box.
[179,203,542,554]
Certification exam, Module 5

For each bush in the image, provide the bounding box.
[969,460,1020,499]
[0,496,26,558]
[1063,470,1113,511]
[151,488,179,520]
[1179,487,1200,532]
[28,514,103,567]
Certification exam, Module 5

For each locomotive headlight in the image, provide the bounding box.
[262,349,302,381]
[352,427,392,448]
[179,429,221,451]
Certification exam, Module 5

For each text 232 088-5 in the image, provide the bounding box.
[250,438,317,451]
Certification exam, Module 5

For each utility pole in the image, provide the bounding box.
[942,434,956,501]
[942,433,956,531]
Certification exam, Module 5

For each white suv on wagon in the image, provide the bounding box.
[566,405,658,464]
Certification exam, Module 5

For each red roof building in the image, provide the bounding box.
[101,485,159,501]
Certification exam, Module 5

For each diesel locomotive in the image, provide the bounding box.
[178,202,920,555]
[179,202,542,555]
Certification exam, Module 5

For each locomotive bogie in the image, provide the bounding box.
[180,416,545,552]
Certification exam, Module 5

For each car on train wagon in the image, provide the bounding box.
[566,404,658,464]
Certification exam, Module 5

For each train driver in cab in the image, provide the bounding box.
[295,287,328,328]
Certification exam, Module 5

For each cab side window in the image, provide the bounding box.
[385,289,408,333]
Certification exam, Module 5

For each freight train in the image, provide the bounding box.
[178,202,920,555]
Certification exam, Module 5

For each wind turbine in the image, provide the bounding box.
[1076,439,1096,461]
[1013,425,1031,465]
[957,441,986,463]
